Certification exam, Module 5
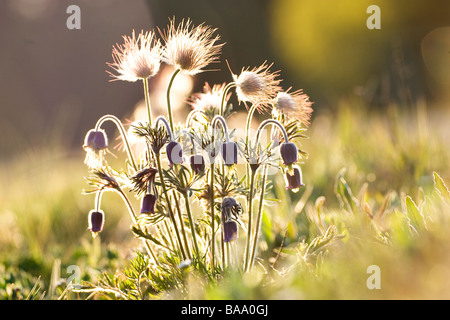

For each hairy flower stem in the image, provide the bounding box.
[166,68,181,132]
[246,120,288,271]
[95,190,103,211]
[181,190,200,259]
[162,221,175,251]
[186,109,207,127]
[173,191,192,260]
[95,115,138,171]
[244,103,260,194]
[155,153,187,260]
[249,164,268,270]
[245,103,259,146]
[209,163,216,271]
[244,170,256,272]
[142,78,152,125]
[115,188,160,267]
[220,82,236,116]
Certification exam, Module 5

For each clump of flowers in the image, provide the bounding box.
[80,17,313,297]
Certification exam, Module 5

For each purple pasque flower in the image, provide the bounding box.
[221,141,238,166]
[221,197,242,243]
[166,140,183,166]
[285,166,305,191]
[140,193,157,214]
[88,210,105,236]
[280,142,298,165]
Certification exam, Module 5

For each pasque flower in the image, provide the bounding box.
[166,140,183,167]
[107,30,162,82]
[189,154,206,174]
[285,166,305,191]
[221,141,238,166]
[280,142,298,165]
[233,61,282,112]
[160,18,223,75]
[140,193,157,214]
[275,90,313,126]
[83,129,108,169]
[88,210,105,237]
[187,82,231,119]
[221,197,242,243]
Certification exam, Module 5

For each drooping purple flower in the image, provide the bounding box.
[84,129,108,150]
[221,197,242,243]
[221,141,238,166]
[140,193,157,214]
[88,210,105,237]
[83,129,108,169]
[285,166,305,191]
[189,154,206,174]
[280,142,298,166]
[166,141,183,166]
[223,220,238,242]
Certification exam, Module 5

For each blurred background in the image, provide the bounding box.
[1,0,450,299]
[1,0,450,156]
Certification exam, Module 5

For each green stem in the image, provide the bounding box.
[245,104,259,197]
[182,190,200,259]
[220,82,236,117]
[166,68,181,132]
[244,170,256,272]
[161,221,175,252]
[212,115,230,142]
[155,153,187,260]
[249,164,268,270]
[115,188,160,267]
[186,109,207,127]
[142,78,152,125]
[95,115,138,171]
[95,190,103,212]
[245,103,259,146]
[210,163,216,271]
[173,191,192,260]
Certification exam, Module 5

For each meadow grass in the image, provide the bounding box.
[0,98,449,299]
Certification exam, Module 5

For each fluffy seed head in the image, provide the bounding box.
[107,30,162,82]
[275,90,313,126]
[233,61,282,112]
[160,18,223,75]
[188,82,230,113]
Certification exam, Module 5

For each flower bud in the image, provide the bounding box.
[221,141,238,166]
[189,154,206,174]
[83,129,109,169]
[280,142,298,165]
[166,141,183,166]
[84,129,108,151]
[285,166,305,191]
[88,210,105,236]
[223,220,238,242]
[221,197,241,242]
[140,194,157,214]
